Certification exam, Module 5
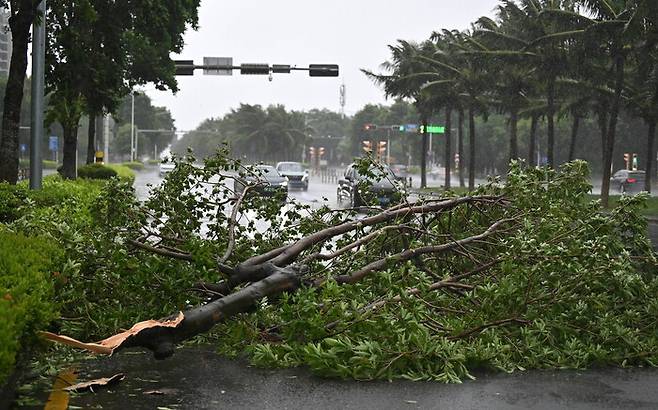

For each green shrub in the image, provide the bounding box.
[78,164,117,180]
[121,161,145,171]
[106,164,136,184]
[0,228,62,386]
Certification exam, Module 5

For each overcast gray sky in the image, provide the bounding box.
[146,0,500,131]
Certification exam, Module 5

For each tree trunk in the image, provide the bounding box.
[444,106,452,190]
[86,116,97,165]
[0,7,38,184]
[645,120,656,193]
[547,76,556,169]
[458,109,465,188]
[601,55,625,208]
[568,115,580,162]
[528,115,538,167]
[61,122,79,180]
[509,110,518,163]
[468,107,476,191]
[420,116,428,189]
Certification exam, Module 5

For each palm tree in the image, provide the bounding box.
[419,30,490,190]
[363,40,437,188]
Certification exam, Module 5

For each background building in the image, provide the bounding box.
[0,8,11,77]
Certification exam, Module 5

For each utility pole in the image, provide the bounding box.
[131,92,135,162]
[30,0,46,190]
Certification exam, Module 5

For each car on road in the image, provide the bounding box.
[276,161,309,190]
[159,162,175,177]
[337,163,404,208]
[610,170,646,194]
[234,165,288,199]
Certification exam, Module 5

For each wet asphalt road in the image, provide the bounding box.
[28,168,658,409]
[56,347,658,410]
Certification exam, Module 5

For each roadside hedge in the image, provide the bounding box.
[78,164,118,180]
[121,161,145,171]
[0,228,62,387]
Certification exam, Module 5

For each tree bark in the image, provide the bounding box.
[0,5,39,184]
[468,107,476,190]
[547,76,556,169]
[509,110,518,163]
[458,109,465,188]
[444,106,452,190]
[420,116,428,189]
[568,115,580,162]
[528,115,538,167]
[86,116,97,165]
[601,54,625,208]
[61,122,79,179]
[645,120,656,193]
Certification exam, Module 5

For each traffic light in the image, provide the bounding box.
[632,153,638,171]
[364,124,377,131]
[318,147,326,157]
[377,141,387,156]
[623,153,630,170]
[174,60,195,76]
[309,147,316,158]
[362,140,372,153]
[240,64,270,75]
[309,64,339,77]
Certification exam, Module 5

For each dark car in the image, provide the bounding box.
[337,163,404,208]
[610,170,646,194]
[234,165,288,198]
[276,161,309,190]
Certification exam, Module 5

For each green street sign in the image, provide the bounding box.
[419,125,445,134]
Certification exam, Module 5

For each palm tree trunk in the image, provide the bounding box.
[645,120,656,193]
[458,109,465,188]
[547,75,556,168]
[420,116,428,189]
[509,110,518,163]
[468,107,476,190]
[601,54,625,208]
[0,6,38,183]
[86,116,97,165]
[528,115,538,167]
[444,106,452,190]
[568,115,580,162]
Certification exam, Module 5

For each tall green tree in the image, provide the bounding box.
[0,1,42,183]
[47,0,199,178]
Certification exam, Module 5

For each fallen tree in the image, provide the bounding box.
[39,155,658,381]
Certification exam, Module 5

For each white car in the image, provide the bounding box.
[159,162,175,177]
[275,161,309,190]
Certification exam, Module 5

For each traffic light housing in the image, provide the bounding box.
[309,147,316,157]
[309,64,339,77]
[377,141,387,156]
[240,64,270,75]
[318,147,326,157]
[174,60,195,76]
[624,153,630,170]
[362,140,372,153]
[364,124,377,131]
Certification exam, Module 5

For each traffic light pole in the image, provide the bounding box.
[29,0,46,190]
